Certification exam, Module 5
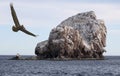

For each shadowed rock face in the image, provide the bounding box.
[35,11,107,59]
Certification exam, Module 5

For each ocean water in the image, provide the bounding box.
[0,56,120,76]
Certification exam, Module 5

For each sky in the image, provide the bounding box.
[0,0,120,55]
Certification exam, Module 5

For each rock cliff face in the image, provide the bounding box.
[35,11,107,59]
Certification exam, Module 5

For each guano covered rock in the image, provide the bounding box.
[35,11,107,59]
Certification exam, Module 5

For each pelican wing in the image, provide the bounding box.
[20,28,37,37]
[10,3,20,27]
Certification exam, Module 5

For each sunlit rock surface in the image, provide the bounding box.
[35,11,107,59]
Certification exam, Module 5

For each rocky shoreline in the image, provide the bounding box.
[10,55,105,60]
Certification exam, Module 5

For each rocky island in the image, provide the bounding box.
[35,11,107,60]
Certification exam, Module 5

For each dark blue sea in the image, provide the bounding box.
[0,55,120,76]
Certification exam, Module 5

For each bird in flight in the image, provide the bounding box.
[10,3,38,37]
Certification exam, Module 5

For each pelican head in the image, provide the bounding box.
[12,26,19,32]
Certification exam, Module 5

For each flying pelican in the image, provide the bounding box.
[10,3,37,37]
